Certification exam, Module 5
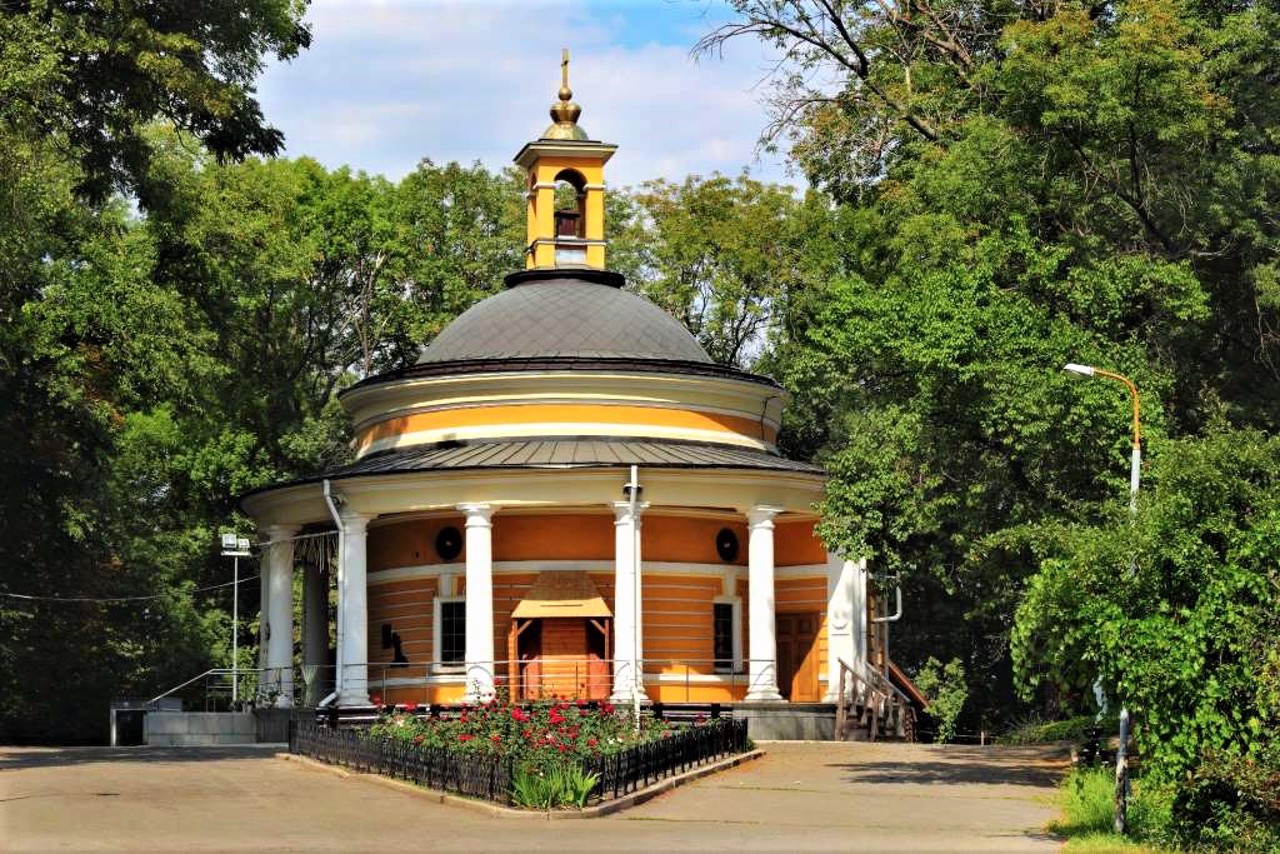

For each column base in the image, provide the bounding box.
[463,664,495,704]
[338,690,371,709]
[608,689,651,705]
[743,689,785,703]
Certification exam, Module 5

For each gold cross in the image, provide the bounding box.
[561,48,570,89]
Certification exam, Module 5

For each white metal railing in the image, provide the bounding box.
[149,657,814,712]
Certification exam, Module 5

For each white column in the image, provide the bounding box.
[611,500,649,703]
[302,564,328,705]
[257,560,271,673]
[264,525,299,707]
[745,507,783,701]
[824,553,864,702]
[853,558,869,684]
[338,512,373,708]
[458,504,495,703]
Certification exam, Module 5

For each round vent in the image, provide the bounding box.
[435,526,463,561]
[715,528,740,562]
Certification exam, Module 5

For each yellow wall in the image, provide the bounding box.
[369,515,465,568]
[363,512,829,704]
[355,403,777,455]
[494,514,613,561]
[776,518,828,566]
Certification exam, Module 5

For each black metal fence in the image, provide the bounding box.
[583,717,749,800]
[289,715,749,807]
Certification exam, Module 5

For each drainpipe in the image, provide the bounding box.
[321,479,344,708]
[871,575,903,683]
[625,464,642,731]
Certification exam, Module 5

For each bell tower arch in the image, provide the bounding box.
[514,49,617,270]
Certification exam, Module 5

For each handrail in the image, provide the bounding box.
[148,668,221,705]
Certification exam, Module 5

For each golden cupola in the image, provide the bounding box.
[513,49,616,270]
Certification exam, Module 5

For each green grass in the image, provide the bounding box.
[1049,768,1177,853]
[1059,832,1167,852]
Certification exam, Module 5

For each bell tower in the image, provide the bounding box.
[513,49,617,270]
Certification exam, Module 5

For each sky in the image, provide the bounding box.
[255,0,795,188]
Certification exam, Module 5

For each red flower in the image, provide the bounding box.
[458,734,474,742]
[490,734,501,743]
[548,710,565,725]
[557,743,568,753]
[587,737,598,747]
[511,707,529,722]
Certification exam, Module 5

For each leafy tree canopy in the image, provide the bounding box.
[0,0,310,201]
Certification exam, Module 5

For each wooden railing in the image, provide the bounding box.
[835,658,917,742]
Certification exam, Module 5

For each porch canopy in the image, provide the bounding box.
[512,570,612,619]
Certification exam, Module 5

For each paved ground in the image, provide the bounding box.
[1,741,1067,852]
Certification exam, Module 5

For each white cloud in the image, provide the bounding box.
[255,0,794,187]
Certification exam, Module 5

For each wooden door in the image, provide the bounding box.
[540,618,588,698]
[776,613,822,702]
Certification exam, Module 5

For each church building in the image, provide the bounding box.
[240,57,879,719]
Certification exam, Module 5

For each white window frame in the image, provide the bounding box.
[712,595,743,674]
[433,595,466,673]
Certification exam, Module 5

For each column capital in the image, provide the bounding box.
[338,510,376,533]
[612,500,650,523]
[261,523,301,544]
[456,503,495,526]
[745,506,783,528]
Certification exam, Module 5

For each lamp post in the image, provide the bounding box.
[1063,362,1140,835]
[220,533,253,705]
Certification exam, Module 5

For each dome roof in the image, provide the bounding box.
[417,269,712,365]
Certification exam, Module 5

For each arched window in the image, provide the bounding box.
[553,168,586,239]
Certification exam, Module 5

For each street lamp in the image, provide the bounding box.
[1063,362,1140,835]
[220,533,253,705]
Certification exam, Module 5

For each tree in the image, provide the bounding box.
[626,174,832,368]
[0,0,311,201]
[708,0,1278,740]
[0,0,312,741]
[1013,430,1280,843]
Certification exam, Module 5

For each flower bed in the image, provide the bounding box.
[289,696,749,809]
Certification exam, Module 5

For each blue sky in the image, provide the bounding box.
[255,0,794,188]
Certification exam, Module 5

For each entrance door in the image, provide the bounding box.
[776,612,822,701]
[516,618,612,700]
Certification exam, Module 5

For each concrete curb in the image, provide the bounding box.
[275,748,765,819]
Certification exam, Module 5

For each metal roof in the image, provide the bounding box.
[329,438,823,477]
[416,271,712,365]
[241,438,823,503]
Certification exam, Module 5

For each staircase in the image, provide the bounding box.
[834,658,918,742]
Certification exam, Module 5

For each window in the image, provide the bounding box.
[439,600,465,665]
[713,602,734,673]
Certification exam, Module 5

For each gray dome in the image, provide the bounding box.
[417,270,712,365]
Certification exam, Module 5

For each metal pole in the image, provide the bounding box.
[232,556,239,705]
[1067,364,1140,836]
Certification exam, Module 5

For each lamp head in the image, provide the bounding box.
[1064,363,1097,377]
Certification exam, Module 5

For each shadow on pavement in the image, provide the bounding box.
[828,745,1068,788]
[0,745,283,770]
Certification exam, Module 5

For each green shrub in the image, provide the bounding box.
[1000,714,1118,746]
[1170,746,1280,851]
[511,760,599,809]
[915,657,967,743]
